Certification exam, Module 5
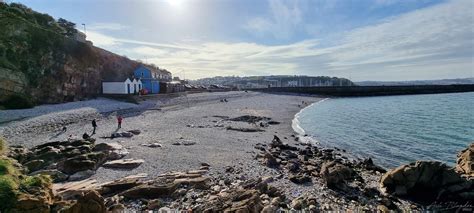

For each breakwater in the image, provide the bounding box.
[249,84,474,96]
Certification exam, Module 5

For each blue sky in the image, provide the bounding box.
[12,0,474,80]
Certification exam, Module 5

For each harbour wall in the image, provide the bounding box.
[248,84,474,97]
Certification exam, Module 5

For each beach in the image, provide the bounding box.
[1,92,324,189]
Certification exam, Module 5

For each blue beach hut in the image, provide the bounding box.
[133,65,160,94]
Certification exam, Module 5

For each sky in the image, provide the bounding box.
[11,0,474,81]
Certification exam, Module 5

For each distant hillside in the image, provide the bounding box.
[0,2,141,108]
[192,75,354,88]
[356,78,474,86]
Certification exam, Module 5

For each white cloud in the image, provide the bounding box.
[86,0,473,81]
[88,22,128,31]
[244,0,304,39]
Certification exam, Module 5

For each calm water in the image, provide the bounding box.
[294,92,474,168]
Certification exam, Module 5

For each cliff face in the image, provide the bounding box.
[0,3,139,105]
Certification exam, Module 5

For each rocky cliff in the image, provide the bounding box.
[0,3,140,107]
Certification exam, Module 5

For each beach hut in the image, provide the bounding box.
[102,78,142,94]
[133,65,160,94]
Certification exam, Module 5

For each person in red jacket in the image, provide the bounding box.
[117,115,123,128]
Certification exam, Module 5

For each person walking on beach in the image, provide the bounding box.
[117,116,123,129]
[92,119,97,134]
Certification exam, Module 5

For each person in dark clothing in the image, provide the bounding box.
[117,116,123,128]
[92,119,97,134]
[82,132,90,140]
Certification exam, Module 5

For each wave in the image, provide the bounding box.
[291,98,329,142]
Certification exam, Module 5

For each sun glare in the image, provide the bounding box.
[167,0,184,9]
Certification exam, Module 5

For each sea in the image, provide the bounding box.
[293,92,474,169]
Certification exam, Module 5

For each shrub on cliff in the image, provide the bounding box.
[2,93,35,109]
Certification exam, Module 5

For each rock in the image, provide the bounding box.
[93,143,123,152]
[100,176,143,195]
[65,190,106,213]
[263,152,279,168]
[142,143,162,148]
[380,161,473,203]
[111,132,133,138]
[224,189,264,212]
[68,170,95,181]
[30,169,69,182]
[320,161,353,190]
[128,129,141,135]
[358,158,386,173]
[13,194,52,213]
[174,176,210,190]
[120,182,178,199]
[35,146,62,161]
[270,197,280,206]
[107,149,129,160]
[182,140,196,146]
[102,158,144,169]
[158,207,172,213]
[58,152,106,174]
[108,203,125,213]
[290,197,305,210]
[147,199,162,210]
[24,159,46,172]
[262,176,274,184]
[11,175,55,213]
[7,145,32,163]
[289,173,311,184]
[262,204,278,212]
[455,142,473,177]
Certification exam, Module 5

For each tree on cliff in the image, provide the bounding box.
[57,18,77,37]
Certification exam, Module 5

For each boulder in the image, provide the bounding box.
[7,145,32,163]
[128,129,141,135]
[380,161,473,203]
[223,189,264,212]
[64,190,106,213]
[111,132,133,138]
[24,159,46,172]
[320,161,353,190]
[263,152,279,168]
[102,158,144,169]
[174,176,210,189]
[68,170,95,181]
[58,152,106,174]
[182,141,196,146]
[30,169,69,182]
[93,143,123,152]
[13,194,51,213]
[107,149,129,161]
[455,142,473,177]
[120,182,179,199]
[289,173,311,184]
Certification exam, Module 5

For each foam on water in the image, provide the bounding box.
[293,92,474,168]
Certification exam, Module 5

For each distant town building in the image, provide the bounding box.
[102,78,142,94]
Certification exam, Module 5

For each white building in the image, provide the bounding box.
[102,78,142,94]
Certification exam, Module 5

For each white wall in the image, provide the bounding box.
[102,82,127,94]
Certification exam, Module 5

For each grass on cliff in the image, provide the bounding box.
[0,138,52,212]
